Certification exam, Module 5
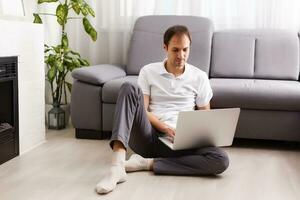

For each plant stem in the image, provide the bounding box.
[57,70,68,105]
[55,68,60,103]
[50,81,55,104]
[64,79,67,104]
[58,82,63,105]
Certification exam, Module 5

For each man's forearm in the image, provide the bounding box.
[146,111,167,132]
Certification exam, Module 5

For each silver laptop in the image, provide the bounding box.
[159,108,240,150]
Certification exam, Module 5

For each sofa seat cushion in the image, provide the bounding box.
[102,76,138,103]
[210,78,300,111]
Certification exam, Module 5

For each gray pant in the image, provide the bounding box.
[110,82,229,175]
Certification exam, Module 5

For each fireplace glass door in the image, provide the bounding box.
[0,56,19,164]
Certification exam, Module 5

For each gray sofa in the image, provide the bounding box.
[71,15,300,141]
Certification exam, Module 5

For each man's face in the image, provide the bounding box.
[164,34,190,68]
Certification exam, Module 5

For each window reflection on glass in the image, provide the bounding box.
[0,0,25,17]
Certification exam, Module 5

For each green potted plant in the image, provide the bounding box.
[33,0,97,129]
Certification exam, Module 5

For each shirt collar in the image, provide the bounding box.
[159,59,189,80]
[157,59,169,75]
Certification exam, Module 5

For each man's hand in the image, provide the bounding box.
[197,103,210,110]
[161,123,176,138]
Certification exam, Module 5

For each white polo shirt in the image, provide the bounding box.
[137,60,213,129]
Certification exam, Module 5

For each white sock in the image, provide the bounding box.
[95,151,127,194]
[125,154,153,172]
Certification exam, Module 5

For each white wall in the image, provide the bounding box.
[0,19,45,154]
[0,0,37,22]
[0,0,61,106]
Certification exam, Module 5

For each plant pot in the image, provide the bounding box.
[45,103,70,127]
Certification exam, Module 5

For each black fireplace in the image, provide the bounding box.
[0,56,19,165]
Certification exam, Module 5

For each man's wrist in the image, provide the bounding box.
[157,123,169,134]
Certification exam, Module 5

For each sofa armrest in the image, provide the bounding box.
[71,64,126,85]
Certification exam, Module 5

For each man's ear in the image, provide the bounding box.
[163,44,168,51]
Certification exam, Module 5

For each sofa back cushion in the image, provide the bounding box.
[210,30,300,80]
[127,15,213,75]
[210,32,255,78]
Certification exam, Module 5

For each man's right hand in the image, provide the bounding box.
[161,124,176,138]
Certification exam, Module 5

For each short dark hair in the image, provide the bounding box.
[163,25,192,46]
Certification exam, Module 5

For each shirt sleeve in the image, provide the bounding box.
[137,68,150,95]
[195,73,213,107]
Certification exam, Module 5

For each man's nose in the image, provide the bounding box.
[177,50,185,59]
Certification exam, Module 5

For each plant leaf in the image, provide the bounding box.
[82,17,97,41]
[85,3,95,17]
[62,33,69,48]
[63,55,74,70]
[63,48,71,54]
[70,0,82,3]
[70,50,81,57]
[33,13,43,24]
[44,45,51,53]
[46,54,56,66]
[64,56,73,63]
[72,57,81,68]
[44,48,51,54]
[38,0,58,4]
[55,57,64,72]
[80,5,88,16]
[52,45,62,53]
[66,82,72,93]
[56,4,68,25]
[65,61,75,71]
[71,2,81,15]
[47,66,56,82]
[79,58,89,66]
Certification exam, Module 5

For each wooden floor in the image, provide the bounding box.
[1,127,300,200]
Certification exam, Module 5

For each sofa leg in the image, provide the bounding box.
[75,129,112,140]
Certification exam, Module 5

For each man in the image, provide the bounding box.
[96,25,229,194]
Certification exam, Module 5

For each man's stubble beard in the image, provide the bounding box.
[173,60,186,68]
